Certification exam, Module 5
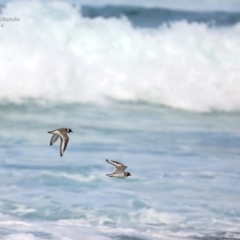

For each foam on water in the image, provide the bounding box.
[43,172,97,182]
[1,216,240,240]
[1,1,240,112]
[3,234,41,240]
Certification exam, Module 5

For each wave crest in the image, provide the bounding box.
[1,1,240,112]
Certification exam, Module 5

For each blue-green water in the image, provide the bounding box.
[1,0,240,239]
[0,103,240,240]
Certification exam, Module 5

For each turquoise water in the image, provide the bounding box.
[0,103,239,240]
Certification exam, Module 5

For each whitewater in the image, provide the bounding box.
[0,1,240,112]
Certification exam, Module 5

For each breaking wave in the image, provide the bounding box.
[1,1,240,112]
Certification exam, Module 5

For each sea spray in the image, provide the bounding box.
[0,1,240,112]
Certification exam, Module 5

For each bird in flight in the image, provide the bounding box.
[106,159,131,178]
[48,128,73,156]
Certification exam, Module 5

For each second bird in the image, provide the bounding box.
[48,128,73,157]
[106,159,132,178]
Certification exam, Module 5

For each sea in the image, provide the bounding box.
[0,0,240,239]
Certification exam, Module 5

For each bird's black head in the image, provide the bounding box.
[66,128,73,133]
[125,172,132,177]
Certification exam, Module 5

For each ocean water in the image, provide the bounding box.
[0,1,240,240]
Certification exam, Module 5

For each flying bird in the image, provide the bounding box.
[48,128,73,156]
[106,159,131,178]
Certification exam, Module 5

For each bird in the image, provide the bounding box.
[106,159,131,178]
[48,128,73,157]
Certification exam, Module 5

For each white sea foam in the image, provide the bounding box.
[57,207,184,226]
[43,172,97,182]
[0,220,109,240]
[130,208,184,225]
[0,1,240,112]
[3,234,40,240]
[11,204,36,216]
[0,214,239,240]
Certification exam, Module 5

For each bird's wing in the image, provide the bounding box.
[60,138,69,157]
[58,131,69,157]
[106,159,127,170]
[50,134,59,146]
[112,167,125,175]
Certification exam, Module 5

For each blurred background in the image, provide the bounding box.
[0,0,240,239]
